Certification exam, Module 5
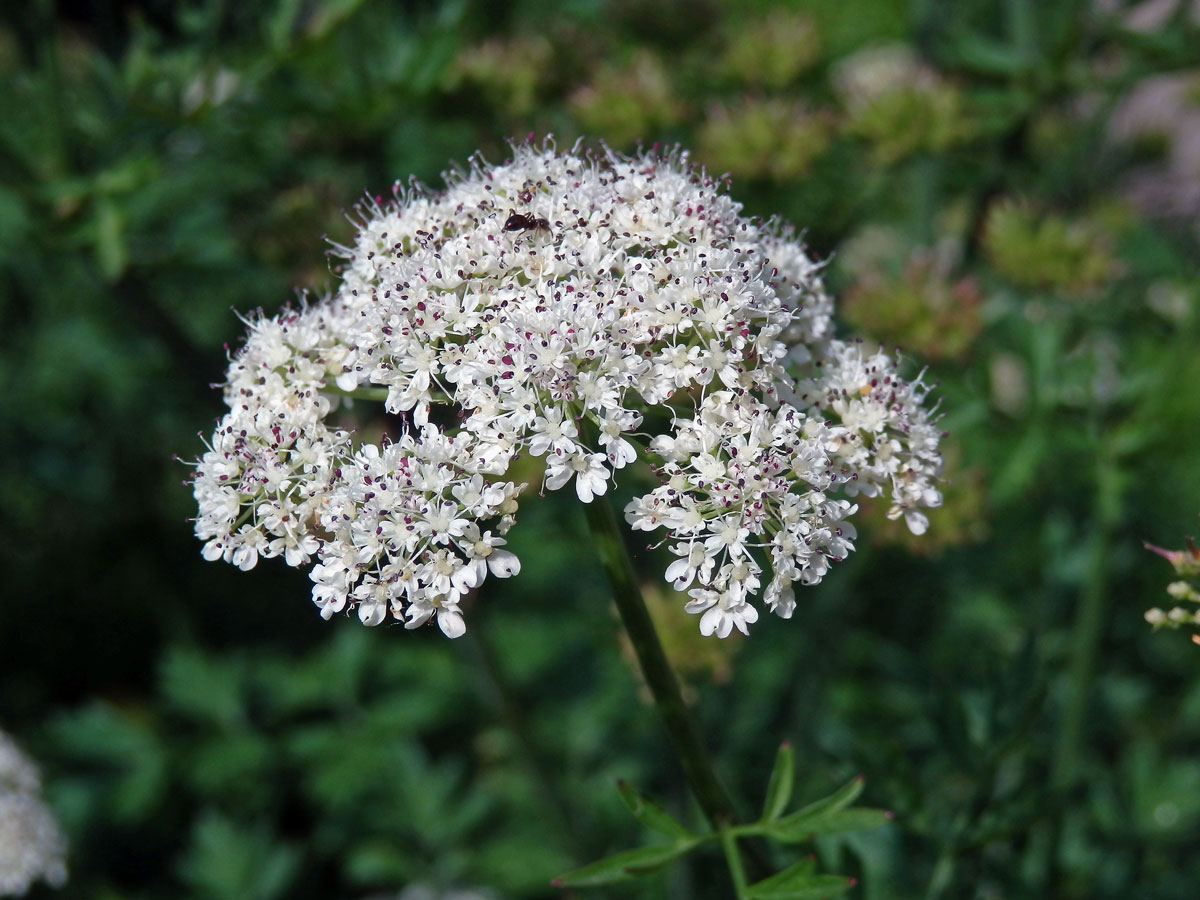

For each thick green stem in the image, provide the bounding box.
[582,495,739,828]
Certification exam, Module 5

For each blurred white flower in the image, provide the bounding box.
[192,140,943,637]
[0,732,67,897]
[1107,69,1200,231]
[182,67,239,114]
[833,44,934,112]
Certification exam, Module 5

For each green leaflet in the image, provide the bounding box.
[617,779,697,840]
[552,839,704,887]
[760,741,796,824]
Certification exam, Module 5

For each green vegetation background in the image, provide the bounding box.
[2,0,1200,898]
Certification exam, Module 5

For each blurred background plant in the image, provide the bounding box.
[1145,531,1200,638]
[2,0,1200,898]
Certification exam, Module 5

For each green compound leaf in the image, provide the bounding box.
[761,741,795,823]
[617,780,696,840]
[763,776,891,843]
[552,839,702,887]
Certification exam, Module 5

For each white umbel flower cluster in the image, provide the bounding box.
[0,732,67,897]
[193,140,943,638]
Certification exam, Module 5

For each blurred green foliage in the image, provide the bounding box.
[2,0,1200,898]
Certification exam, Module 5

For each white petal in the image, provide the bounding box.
[905,510,929,536]
[438,608,466,638]
[358,598,387,626]
[575,475,595,503]
[487,550,521,578]
[404,606,434,630]
[665,558,692,586]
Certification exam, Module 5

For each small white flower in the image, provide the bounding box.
[705,519,750,560]
[546,450,610,503]
[528,408,580,457]
[665,542,712,591]
[598,409,641,469]
[764,573,797,619]
[686,589,760,638]
[405,592,467,639]
[229,527,267,572]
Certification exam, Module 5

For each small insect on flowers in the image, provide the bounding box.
[503,210,551,234]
